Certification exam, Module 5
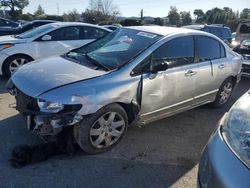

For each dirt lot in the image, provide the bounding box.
[0,76,249,188]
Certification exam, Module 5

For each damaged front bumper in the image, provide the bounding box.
[7,83,83,140]
[25,110,82,138]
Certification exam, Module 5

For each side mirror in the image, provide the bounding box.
[41,34,52,41]
[151,59,168,74]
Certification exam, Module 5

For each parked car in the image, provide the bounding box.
[183,24,232,44]
[0,20,57,36]
[232,21,250,47]
[233,39,250,76]
[0,17,20,28]
[0,22,111,76]
[7,26,242,154]
[102,25,120,31]
[198,90,250,188]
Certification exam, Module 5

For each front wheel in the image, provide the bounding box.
[211,78,233,107]
[73,104,128,154]
[4,55,33,77]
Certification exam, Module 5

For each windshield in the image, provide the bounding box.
[71,28,161,69]
[16,24,57,39]
[242,39,250,46]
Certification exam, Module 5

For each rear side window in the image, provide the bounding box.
[153,36,194,69]
[197,36,226,61]
[82,26,108,39]
[239,24,250,34]
[222,28,231,38]
[209,27,221,37]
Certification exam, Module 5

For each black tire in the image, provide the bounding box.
[3,55,33,77]
[210,78,234,108]
[74,103,128,154]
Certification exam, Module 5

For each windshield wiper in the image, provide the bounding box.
[84,54,110,71]
[14,35,22,39]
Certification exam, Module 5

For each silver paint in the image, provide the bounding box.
[10,26,242,128]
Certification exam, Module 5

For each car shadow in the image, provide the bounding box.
[0,77,249,188]
[0,76,8,94]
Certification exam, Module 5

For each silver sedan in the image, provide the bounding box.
[7,26,242,153]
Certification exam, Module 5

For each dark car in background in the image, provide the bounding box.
[183,24,232,44]
[0,18,20,28]
[0,20,57,36]
[234,21,250,45]
[233,39,250,76]
[198,90,250,188]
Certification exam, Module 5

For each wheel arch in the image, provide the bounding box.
[225,75,238,88]
[2,53,34,75]
[116,101,140,125]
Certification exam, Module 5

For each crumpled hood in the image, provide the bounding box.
[11,56,109,97]
[0,35,27,44]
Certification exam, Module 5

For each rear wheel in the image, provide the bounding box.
[74,104,128,154]
[4,55,33,77]
[211,78,233,107]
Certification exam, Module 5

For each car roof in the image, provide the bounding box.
[50,22,112,31]
[182,25,204,30]
[31,20,58,23]
[125,26,207,36]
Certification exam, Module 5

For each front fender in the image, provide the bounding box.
[38,74,141,115]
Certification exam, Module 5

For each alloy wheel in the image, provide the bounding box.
[219,82,233,105]
[90,111,126,149]
[9,58,29,73]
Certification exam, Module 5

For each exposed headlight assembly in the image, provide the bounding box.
[37,99,64,113]
[0,43,14,51]
[221,97,250,168]
[231,40,239,47]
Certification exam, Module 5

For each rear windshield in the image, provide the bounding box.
[239,24,250,34]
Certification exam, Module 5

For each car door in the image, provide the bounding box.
[33,26,81,59]
[140,36,198,123]
[33,26,109,59]
[193,36,229,105]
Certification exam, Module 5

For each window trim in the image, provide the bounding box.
[195,35,226,62]
[35,26,82,42]
[152,36,196,69]
[131,36,197,76]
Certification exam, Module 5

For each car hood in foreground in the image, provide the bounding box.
[11,56,109,97]
[0,35,27,44]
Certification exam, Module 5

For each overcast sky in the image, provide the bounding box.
[23,0,250,17]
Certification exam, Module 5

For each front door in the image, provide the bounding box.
[140,36,198,123]
[33,26,97,59]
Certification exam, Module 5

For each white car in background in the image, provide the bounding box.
[0,22,111,76]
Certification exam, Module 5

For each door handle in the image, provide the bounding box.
[218,64,225,69]
[185,70,197,76]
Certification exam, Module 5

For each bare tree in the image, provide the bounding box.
[0,0,29,19]
[83,0,120,24]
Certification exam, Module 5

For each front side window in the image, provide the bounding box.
[197,36,224,61]
[153,36,195,69]
[49,26,80,40]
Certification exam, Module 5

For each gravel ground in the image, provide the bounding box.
[0,76,249,188]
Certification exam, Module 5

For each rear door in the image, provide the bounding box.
[194,36,228,105]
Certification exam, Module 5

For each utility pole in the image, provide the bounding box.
[57,3,59,15]
[97,0,101,14]
[140,9,144,22]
